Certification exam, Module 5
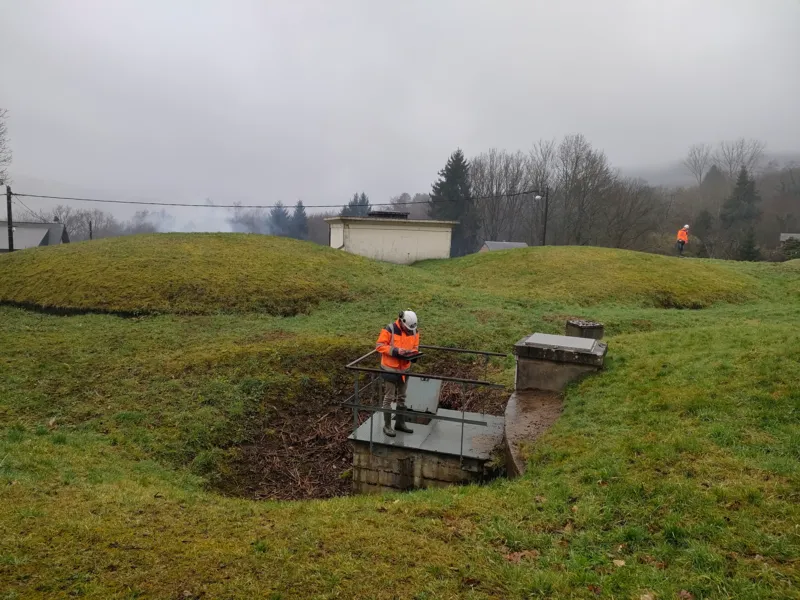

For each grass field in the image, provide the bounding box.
[1,235,798,599]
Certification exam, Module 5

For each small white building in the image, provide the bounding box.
[325,212,457,264]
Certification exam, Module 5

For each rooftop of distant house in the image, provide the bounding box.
[0,221,70,251]
[481,241,529,251]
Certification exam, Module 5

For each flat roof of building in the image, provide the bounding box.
[325,216,458,226]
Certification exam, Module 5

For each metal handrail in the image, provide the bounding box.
[346,365,504,388]
[342,402,488,426]
[419,344,506,357]
[345,347,505,388]
[345,344,507,464]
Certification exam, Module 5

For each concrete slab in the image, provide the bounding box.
[514,332,607,367]
[349,408,504,461]
[522,333,598,352]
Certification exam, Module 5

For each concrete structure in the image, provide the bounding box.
[513,333,607,392]
[0,221,70,252]
[565,319,605,340]
[348,375,504,493]
[780,233,800,243]
[504,333,608,477]
[325,215,457,264]
[350,409,504,493]
[479,241,528,252]
[347,333,609,493]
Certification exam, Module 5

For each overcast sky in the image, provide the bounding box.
[2,0,799,221]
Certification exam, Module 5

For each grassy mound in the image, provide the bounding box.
[1,241,799,598]
[419,246,762,308]
[0,233,407,315]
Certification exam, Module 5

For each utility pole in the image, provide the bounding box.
[541,186,549,246]
[88,220,93,240]
[5,185,13,252]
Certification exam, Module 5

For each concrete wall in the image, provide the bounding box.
[352,443,487,493]
[514,357,599,392]
[326,218,454,264]
[329,222,344,249]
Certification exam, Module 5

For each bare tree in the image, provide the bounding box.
[0,108,11,183]
[307,211,337,246]
[523,140,558,245]
[684,143,713,186]
[713,138,766,180]
[556,134,614,245]
[470,149,530,243]
[601,178,662,249]
[389,192,429,219]
[21,204,129,241]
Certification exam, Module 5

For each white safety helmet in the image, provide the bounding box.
[684,224,690,229]
[399,310,418,334]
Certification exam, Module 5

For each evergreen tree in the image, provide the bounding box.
[289,200,308,240]
[428,149,478,256]
[721,166,762,256]
[340,192,371,217]
[268,201,291,236]
[701,164,727,191]
[737,228,761,261]
[693,209,714,258]
[721,167,761,230]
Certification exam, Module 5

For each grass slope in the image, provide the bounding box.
[418,246,763,308]
[0,233,418,315]
[1,239,799,599]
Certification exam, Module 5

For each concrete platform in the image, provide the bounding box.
[349,408,504,461]
[349,408,505,493]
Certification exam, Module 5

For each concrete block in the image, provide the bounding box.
[515,358,600,392]
[565,319,604,340]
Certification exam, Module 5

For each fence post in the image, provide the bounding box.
[6,185,13,252]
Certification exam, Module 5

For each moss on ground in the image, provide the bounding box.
[1,238,799,599]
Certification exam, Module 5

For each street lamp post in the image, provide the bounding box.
[533,186,549,246]
[4,183,12,253]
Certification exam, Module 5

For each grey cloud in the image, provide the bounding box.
[1,0,798,223]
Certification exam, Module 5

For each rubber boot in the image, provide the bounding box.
[394,412,414,434]
[382,411,396,437]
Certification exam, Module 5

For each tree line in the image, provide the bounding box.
[409,136,798,260]
[2,104,796,260]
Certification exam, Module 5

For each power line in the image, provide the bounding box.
[12,197,40,220]
[12,188,540,210]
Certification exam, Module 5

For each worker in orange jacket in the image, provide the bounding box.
[676,224,689,256]
[375,310,419,437]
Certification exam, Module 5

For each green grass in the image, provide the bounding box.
[0,233,425,315]
[417,246,773,308]
[1,238,799,599]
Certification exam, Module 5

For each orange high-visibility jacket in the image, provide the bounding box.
[376,320,420,371]
[677,229,689,243]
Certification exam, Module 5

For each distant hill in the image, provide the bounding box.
[623,151,800,188]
